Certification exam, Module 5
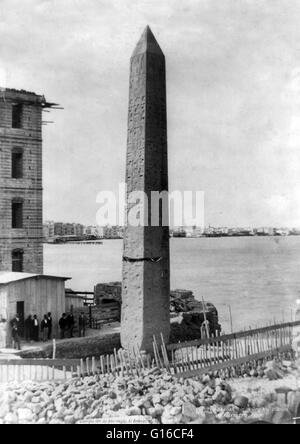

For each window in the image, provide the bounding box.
[12,199,23,229]
[12,104,23,129]
[11,148,23,179]
[12,249,24,272]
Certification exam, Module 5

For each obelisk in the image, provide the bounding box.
[121,26,170,353]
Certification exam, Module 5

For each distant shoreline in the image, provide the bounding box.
[43,234,300,244]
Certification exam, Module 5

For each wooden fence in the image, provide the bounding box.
[0,359,80,383]
[1,321,299,384]
[0,349,157,383]
[161,321,300,378]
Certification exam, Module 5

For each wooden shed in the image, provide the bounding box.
[0,272,70,348]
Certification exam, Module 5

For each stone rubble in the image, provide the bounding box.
[0,359,299,424]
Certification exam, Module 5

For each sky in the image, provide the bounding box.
[1,0,300,228]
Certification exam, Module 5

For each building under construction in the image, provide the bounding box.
[0,88,56,273]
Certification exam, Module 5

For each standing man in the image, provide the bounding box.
[47,312,52,340]
[32,315,39,342]
[41,315,49,342]
[78,312,86,338]
[67,312,75,338]
[10,315,21,350]
[0,315,7,349]
[59,313,67,339]
[24,315,33,342]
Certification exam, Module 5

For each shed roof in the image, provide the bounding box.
[0,272,70,285]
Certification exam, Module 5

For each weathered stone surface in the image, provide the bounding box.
[234,396,249,409]
[182,402,198,422]
[121,26,170,353]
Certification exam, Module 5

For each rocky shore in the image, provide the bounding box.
[0,359,299,424]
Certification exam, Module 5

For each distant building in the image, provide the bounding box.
[0,88,54,273]
[53,222,64,237]
[171,227,187,237]
[103,225,124,239]
[84,226,99,237]
[73,223,84,237]
[274,228,290,236]
[43,221,55,240]
[50,222,84,238]
[256,227,274,236]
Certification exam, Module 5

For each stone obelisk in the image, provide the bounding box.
[121,26,170,353]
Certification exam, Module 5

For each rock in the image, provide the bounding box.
[32,404,43,415]
[146,407,157,418]
[250,396,267,409]
[108,391,117,400]
[264,361,285,380]
[161,410,183,424]
[160,390,173,405]
[282,360,293,368]
[18,408,33,423]
[4,412,18,424]
[54,398,64,411]
[264,369,279,380]
[272,409,292,424]
[153,404,164,417]
[49,419,64,424]
[182,402,198,421]
[170,406,182,416]
[64,415,76,424]
[233,396,249,409]
[202,374,211,383]
[152,394,161,405]
[125,407,142,416]
[0,404,10,419]
[112,403,122,412]
[207,387,215,396]
[188,416,206,424]
[24,392,34,403]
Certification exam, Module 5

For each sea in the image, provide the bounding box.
[44,236,300,333]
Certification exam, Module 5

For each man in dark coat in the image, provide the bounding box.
[59,313,67,339]
[32,315,39,342]
[24,315,33,342]
[10,315,21,350]
[78,312,86,337]
[41,315,49,342]
[47,313,52,340]
[67,313,75,338]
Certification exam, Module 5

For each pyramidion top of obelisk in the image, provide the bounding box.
[132,25,164,58]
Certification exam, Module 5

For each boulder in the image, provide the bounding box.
[233,396,249,409]
[17,408,34,423]
[4,412,18,424]
[182,402,198,422]
[161,408,183,424]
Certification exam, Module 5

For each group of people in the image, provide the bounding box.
[8,311,88,350]
[58,312,87,339]
[24,313,53,342]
